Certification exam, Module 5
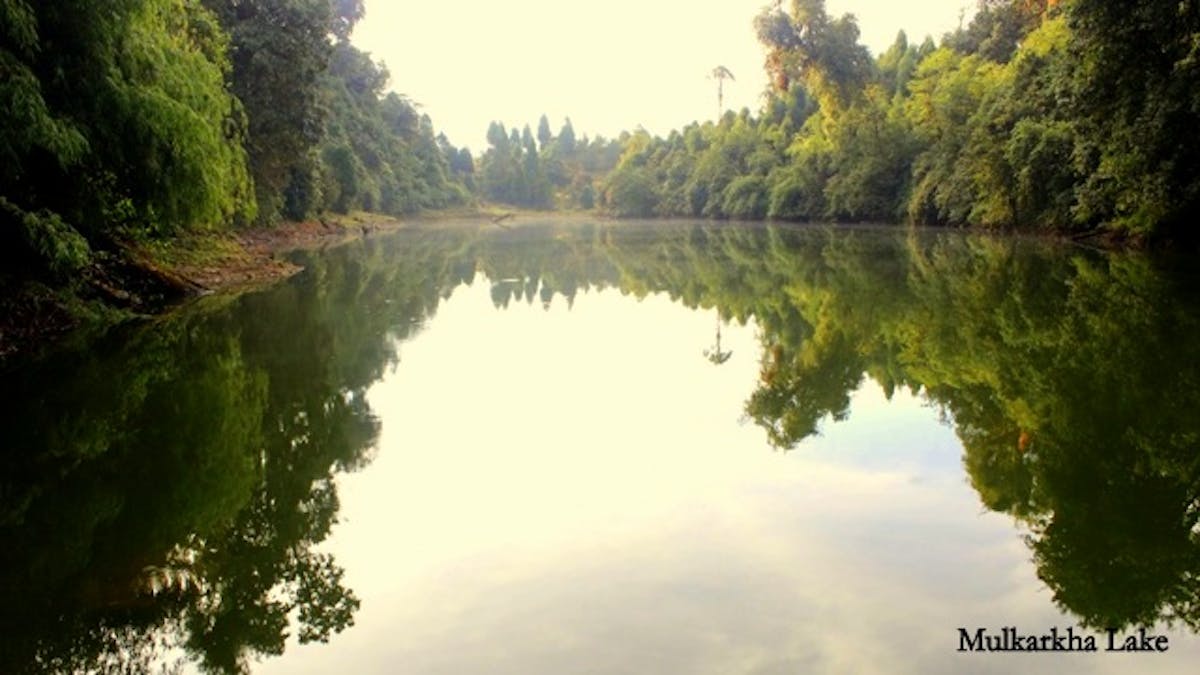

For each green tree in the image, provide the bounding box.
[722,175,768,219]
[318,42,467,215]
[604,165,659,217]
[823,87,917,221]
[203,0,342,223]
[1066,0,1200,237]
[537,114,553,150]
[558,118,577,154]
[755,0,874,110]
[943,0,1048,64]
[0,0,253,277]
[904,48,1003,225]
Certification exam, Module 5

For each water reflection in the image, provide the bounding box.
[0,222,1198,672]
[603,225,1200,634]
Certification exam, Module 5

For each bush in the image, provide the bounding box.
[604,166,659,217]
[723,176,769,219]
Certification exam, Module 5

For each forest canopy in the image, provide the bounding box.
[597,0,1200,243]
[3,0,1199,310]
[0,0,468,284]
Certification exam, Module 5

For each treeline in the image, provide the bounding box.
[602,0,1200,241]
[0,0,468,282]
[478,116,622,209]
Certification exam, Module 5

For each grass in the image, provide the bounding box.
[136,230,251,271]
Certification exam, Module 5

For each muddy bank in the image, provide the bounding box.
[0,208,614,361]
[0,214,409,363]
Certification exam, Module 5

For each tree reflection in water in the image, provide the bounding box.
[1,222,1198,672]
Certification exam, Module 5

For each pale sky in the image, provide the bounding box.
[353,1,973,152]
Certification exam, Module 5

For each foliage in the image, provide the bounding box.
[604,165,659,217]
[601,112,797,219]
[0,0,253,278]
[0,197,91,277]
[755,0,875,110]
[201,1,468,221]
[317,43,468,216]
[942,0,1049,63]
[598,0,1199,240]
[1,0,470,301]
[1066,0,1200,236]
[202,0,338,224]
[477,116,620,210]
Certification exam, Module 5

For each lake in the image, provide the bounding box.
[2,221,1199,674]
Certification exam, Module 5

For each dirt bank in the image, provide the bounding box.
[0,213,410,363]
[0,207,609,361]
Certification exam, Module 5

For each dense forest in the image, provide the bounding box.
[0,0,468,288]
[3,0,1199,356]
[598,0,1200,242]
[5,0,1199,279]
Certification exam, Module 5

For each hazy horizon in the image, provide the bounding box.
[352,0,974,152]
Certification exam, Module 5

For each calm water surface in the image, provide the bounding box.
[2,221,1199,674]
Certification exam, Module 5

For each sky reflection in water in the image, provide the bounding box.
[259,263,1200,674]
[4,222,1199,674]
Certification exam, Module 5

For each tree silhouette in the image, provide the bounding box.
[703,311,733,365]
[709,65,736,120]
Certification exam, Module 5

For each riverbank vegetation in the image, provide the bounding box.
[476,116,622,210]
[3,0,1199,358]
[598,0,1200,244]
[0,0,470,350]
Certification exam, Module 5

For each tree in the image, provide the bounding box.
[329,0,364,41]
[521,127,551,207]
[722,175,769,219]
[317,42,468,216]
[537,114,553,150]
[603,165,659,217]
[1066,0,1200,237]
[0,0,253,278]
[558,118,577,154]
[710,65,736,120]
[202,0,342,223]
[943,0,1048,63]
[487,121,509,149]
[703,312,733,365]
[904,48,1001,225]
[754,0,874,110]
